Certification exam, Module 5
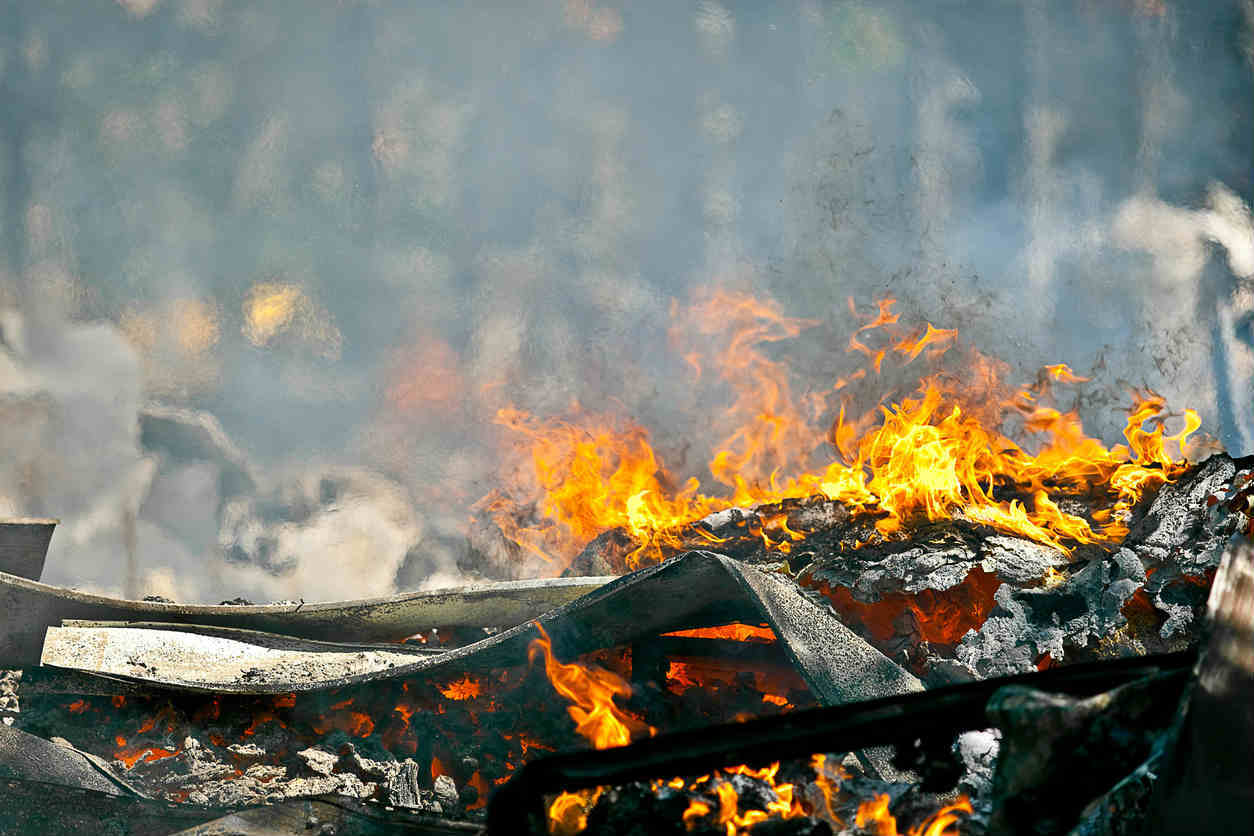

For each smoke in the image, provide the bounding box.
[0,0,1250,600]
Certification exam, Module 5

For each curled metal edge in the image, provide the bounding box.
[0,569,614,667]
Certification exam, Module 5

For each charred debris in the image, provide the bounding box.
[0,453,1251,835]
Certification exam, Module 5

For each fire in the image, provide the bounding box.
[672,764,804,834]
[528,622,654,749]
[680,762,808,835]
[548,788,604,835]
[114,744,181,770]
[661,623,776,643]
[438,675,483,701]
[489,292,1199,571]
[856,793,973,836]
[810,753,844,824]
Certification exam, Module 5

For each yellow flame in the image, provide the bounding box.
[489,293,1199,572]
[528,622,654,750]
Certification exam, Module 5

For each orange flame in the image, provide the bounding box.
[677,762,807,834]
[549,787,605,835]
[113,742,181,770]
[489,293,1199,570]
[438,675,483,701]
[528,622,655,749]
[810,753,845,826]
[661,623,776,643]
[856,793,973,836]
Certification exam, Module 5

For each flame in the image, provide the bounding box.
[661,623,776,643]
[676,762,807,834]
[856,793,973,836]
[489,293,1199,571]
[114,745,181,770]
[663,658,806,701]
[438,675,483,701]
[810,753,845,825]
[528,622,654,749]
[549,787,605,835]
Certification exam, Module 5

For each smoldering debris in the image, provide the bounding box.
[2,457,1251,834]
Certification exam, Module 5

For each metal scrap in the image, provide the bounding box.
[0,571,614,667]
[38,551,921,702]
[0,518,56,581]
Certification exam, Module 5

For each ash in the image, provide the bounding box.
[120,736,469,816]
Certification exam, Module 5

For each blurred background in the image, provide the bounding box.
[0,0,1250,602]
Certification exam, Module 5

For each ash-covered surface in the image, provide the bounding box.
[118,736,468,816]
[788,455,1250,684]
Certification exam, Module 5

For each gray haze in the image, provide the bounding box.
[0,0,1251,601]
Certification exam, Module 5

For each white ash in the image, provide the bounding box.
[955,729,1001,796]
[119,737,453,814]
[697,507,758,532]
[0,670,20,717]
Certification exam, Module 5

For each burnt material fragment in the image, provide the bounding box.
[983,670,1184,836]
[0,518,56,581]
[169,798,483,836]
[787,455,1250,683]
[955,549,1147,679]
[0,721,145,798]
[0,570,613,667]
[1147,537,1254,836]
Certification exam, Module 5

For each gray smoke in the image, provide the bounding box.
[0,0,1250,601]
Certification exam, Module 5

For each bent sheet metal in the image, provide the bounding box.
[0,570,613,667]
[40,551,922,704]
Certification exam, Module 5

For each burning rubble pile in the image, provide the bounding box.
[1,296,1251,835]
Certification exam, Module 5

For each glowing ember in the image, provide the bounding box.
[438,675,483,701]
[661,623,777,643]
[812,567,1003,646]
[114,742,181,770]
[489,293,1199,572]
[528,622,654,749]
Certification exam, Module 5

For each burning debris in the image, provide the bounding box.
[1,298,1251,835]
[3,445,1249,834]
